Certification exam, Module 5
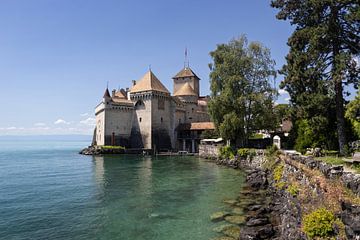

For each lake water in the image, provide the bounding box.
[0,137,245,240]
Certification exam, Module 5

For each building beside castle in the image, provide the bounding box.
[94,66,214,152]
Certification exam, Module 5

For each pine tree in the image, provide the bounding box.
[271,0,360,154]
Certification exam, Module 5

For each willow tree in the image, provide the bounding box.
[208,36,277,146]
[271,0,360,154]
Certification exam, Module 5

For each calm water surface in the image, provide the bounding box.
[0,137,245,240]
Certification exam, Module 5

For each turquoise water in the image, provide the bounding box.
[0,137,245,240]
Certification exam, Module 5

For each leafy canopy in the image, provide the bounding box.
[346,91,360,138]
[271,0,360,154]
[208,35,277,145]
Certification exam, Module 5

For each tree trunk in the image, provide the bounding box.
[331,5,347,155]
[335,78,347,155]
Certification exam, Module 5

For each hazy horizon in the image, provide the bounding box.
[1,0,295,136]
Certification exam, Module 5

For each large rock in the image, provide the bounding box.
[341,201,360,239]
[210,212,231,222]
[225,215,246,225]
[222,225,241,238]
[246,217,269,227]
[239,224,274,240]
[246,170,268,190]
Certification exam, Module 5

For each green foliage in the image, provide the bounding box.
[274,103,292,128]
[266,144,279,156]
[249,133,264,140]
[218,112,243,144]
[237,148,256,159]
[322,150,339,157]
[219,146,235,159]
[286,184,299,197]
[351,163,360,174]
[101,145,125,150]
[316,156,345,165]
[294,119,337,154]
[263,145,280,170]
[200,129,218,139]
[273,164,284,182]
[271,0,360,155]
[208,35,277,145]
[303,208,335,239]
[346,91,360,139]
[275,181,286,190]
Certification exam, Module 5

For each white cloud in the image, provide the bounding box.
[80,117,96,126]
[278,89,288,95]
[80,113,89,117]
[6,127,17,130]
[54,119,70,125]
[34,122,46,127]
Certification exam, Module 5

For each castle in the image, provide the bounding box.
[94,65,214,152]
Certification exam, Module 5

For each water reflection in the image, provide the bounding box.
[88,155,245,240]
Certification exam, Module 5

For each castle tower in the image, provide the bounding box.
[173,67,200,97]
[129,70,175,151]
[95,87,134,147]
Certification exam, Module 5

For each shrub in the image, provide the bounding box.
[273,164,284,182]
[275,181,286,190]
[266,144,279,156]
[287,184,299,197]
[303,208,335,239]
[219,146,235,159]
[101,145,125,150]
[237,148,256,159]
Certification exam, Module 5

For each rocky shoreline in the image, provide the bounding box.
[214,157,286,239]
[211,151,360,239]
[79,146,125,155]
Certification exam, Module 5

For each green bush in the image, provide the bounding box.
[101,145,125,150]
[273,164,284,182]
[266,144,279,156]
[237,148,256,159]
[287,184,299,197]
[219,146,235,159]
[275,181,286,190]
[303,208,335,239]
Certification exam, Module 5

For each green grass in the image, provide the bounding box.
[101,145,125,150]
[249,133,263,140]
[316,156,360,173]
[351,163,360,174]
[315,156,345,165]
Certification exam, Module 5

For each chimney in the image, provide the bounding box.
[112,89,116,97]
[132,80,136,86]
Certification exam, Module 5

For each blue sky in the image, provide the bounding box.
[0,0,294,135]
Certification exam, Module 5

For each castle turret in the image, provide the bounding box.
[103,88,111,100]
[173,67,200,97]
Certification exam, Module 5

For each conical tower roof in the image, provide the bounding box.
[174,82,197,96]
[173,67,200,79]
[130,70,170,94]
[103,88,111,98]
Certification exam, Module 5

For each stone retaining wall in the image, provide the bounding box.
[214,151,360,239]
[199,144,222,159]
[285,152,360,196]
